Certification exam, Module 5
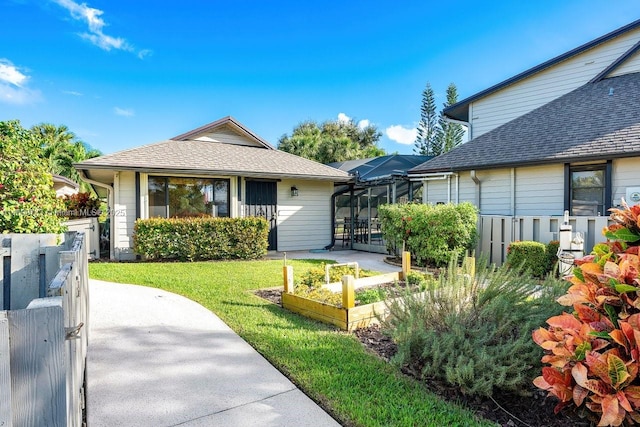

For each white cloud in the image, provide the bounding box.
[62,90,83,96]
[114,107,134,117]
[0,59,28,86]
[52,0,151,58]
[0,59,41,105]
[337,112,350,123]
[385,125,417,145]
[357,119,370,129]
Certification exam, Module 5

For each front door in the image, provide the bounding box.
[245,180,277,250]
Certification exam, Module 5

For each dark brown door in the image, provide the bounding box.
[244,180,277,250]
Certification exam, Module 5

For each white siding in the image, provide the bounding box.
[113,171,136,260]
[457,174,477,205]
[422,180,449,204]
[471,28,640,137]
[276,179,334,251]
[612,157,640,205]
[514,164,564,215]
[192,125,264,147]
[476,169,511,215]
[609,50,640,77]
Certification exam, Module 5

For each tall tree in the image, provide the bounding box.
[414,83,438,155]
[278,118,384,164]
[436,83,465,154]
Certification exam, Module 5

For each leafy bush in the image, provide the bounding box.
[405,270,433,290]
[533,202,640,425]
[546,240,560,276]
[133,216,269,261]
[378,202,478,267]
[0,120,66,233]
[60,192,102,218]
[385,256,567,397]
[299,264,372,288]
[506,241,547,278]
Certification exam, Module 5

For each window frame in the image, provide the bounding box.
[148,176,231,219]
[564,161,612,216]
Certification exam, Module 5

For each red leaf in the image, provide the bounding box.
[548,312,582,330]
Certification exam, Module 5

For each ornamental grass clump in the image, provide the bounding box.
[534,200,640,426]
[385,256,566,397]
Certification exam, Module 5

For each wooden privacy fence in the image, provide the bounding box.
[0,232,89,427]
[479,215,611,266]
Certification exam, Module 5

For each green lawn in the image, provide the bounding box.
[89,259,495,427]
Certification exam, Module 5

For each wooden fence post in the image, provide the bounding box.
[283,265,294,294]
[342,275,355,309]
[401,251,411,280]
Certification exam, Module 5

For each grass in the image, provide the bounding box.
[89,259,496,427]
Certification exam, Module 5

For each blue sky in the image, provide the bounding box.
[1,1,638,156]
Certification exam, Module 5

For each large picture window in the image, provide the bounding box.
[148,177,230,218]
[566,162,611,216]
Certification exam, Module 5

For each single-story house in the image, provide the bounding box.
[52,174,79,197]
[75,116,352,260]
[408,19,640,263]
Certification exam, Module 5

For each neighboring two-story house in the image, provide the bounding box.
[408,19,640,263]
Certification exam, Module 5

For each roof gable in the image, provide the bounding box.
[410,73,640,174]
[445,19,640,122]
[75,116,352,182]
[172,116,274,149]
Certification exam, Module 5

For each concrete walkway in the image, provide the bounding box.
[87,279,342,427]
[267,249,398,273]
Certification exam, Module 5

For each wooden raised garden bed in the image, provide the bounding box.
[281,252,412,331]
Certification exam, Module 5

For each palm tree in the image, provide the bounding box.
[31,123,102,192]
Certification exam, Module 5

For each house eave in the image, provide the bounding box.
[409,152,640,175]
[76,164,353,183]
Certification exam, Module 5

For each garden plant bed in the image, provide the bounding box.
[354,325,590,427]
[281,271,407,331]
[254,289,588,426]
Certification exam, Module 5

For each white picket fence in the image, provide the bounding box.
[479,215,611,266]
[0,232,89,427]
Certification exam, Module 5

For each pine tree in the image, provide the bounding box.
[436,83,465,154]
[414,83,438,155]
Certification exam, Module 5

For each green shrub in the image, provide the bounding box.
[378,202,478,267]
[298,264,371,287]
[384,256,567,397]
[405,270,433,290]
[356,287,389,305]
[545,240,560,276]
[506,241,547,278]
[0,120,66,233]
[133,216,269,261]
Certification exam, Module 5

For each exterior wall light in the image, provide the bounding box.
[290,186,299,197]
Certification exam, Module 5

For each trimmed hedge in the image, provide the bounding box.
[378,202,478,267]
[506,241,546,277]
[134,217,269,261]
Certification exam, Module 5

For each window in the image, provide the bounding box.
[565,162,611,216]
[148,177,230,218]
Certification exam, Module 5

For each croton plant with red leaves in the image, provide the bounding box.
[534,200,640,426]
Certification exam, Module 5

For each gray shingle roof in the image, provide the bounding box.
[410,72,640,174]
[76,139,352,181]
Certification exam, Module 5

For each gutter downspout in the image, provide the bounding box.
[78,169,114,260]
[470,170,481,211]
[445,117,472,141]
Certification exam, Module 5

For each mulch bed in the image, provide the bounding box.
[254,288,592,427]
